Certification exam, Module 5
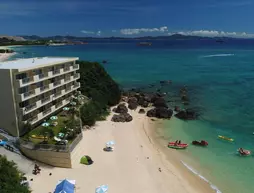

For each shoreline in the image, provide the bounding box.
[140,114,216,193]
[0,53,16,62]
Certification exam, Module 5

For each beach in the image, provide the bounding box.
[1,106,214,193]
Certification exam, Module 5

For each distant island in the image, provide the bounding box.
[0,34,252,46]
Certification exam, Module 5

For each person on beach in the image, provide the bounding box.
[178,140,181,145]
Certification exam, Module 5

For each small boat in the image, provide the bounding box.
[218,135,234,142]
[192,140,208,146]
[168,142,188,149]
[137,42,152,46]
[238,149,251,156]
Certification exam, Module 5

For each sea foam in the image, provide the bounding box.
[201,54,234,58]
[181,161,222,193]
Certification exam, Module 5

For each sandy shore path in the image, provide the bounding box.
[1,108,214,193]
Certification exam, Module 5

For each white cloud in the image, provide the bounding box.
[120,26,168,35]
[81,30,95,34]
[97,31,101,36]
[169,30,254,38]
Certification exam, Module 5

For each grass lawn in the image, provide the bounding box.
[23,111,78,145]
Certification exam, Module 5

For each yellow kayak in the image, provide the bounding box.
[218,135,234,142]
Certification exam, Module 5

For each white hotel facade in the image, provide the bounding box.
[0,57,80,137]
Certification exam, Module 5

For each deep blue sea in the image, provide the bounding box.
[11,39,254,193]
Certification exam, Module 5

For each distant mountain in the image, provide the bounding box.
[19,34,240,41]
[0,35,26,41]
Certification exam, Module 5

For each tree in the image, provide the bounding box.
[80,101,102,126]
[0,155,30,193]
[77,61,121,125]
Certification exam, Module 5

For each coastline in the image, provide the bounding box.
[0,45,19,62]
[0,53,16,62]
[145,117,221,193]
[1,106,215,193]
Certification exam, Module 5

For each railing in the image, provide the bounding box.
[64,77,71,82]
[40,85,49,92]
[73,83,80,88]
[22,77,33,84]
[27,116,38,123]
[42,108,51,116]
[53,80,61,87]
[24,90,35,98]
[73,64,79,69]
[54,91,62,98]
[74,73,80,79]
[25,103,37,112]
[65,87,71,92]
[18,133,83,152]
[38,73,48,79]
[53,69,60,75]
[41,96,50,104]
[55,102,63,108]
[64,67,70,72]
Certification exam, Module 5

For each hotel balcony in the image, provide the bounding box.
[28,98,71,125]
[16,64,79,88]
[73,64,79,69]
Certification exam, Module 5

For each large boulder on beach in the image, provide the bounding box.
[111,113,133,122]
[141,101,149,108]
[128,97,138,104]
[146,107,173,119]
[153,97,168,108]
[114,103,128,114]
[128,102,138,110]
[128,97,138,110]
[138,108,146,114]
[175,109,198,120]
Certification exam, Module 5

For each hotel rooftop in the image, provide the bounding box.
[0,57,79,71]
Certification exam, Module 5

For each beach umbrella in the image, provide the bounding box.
[63,107,70,111]
[70,101,77,106]
[54,179,75,193]
[41,122,50,127]
[95,185,108,193]
[50,116,58,120]
[106,140,115,147]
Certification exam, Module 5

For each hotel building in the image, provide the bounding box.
[0,57,80,137]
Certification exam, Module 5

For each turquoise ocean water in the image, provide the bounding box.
[11,41,254,193]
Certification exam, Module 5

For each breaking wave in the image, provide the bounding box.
[201,54,234,58]
[181,161,222,193]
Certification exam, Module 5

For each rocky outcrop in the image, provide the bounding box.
[146,107,173,119]
[138,109,146,114]
[153,97,168,108]
[128,97,138,110]
[113,103,128,114]
[174,106,181,112]
[175,109,198,120]
[111,113,133,122]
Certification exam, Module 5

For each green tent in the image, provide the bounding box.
[80,155,93,165]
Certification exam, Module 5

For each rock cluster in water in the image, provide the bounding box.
[112,80,200,122]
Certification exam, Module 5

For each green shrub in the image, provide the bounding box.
[77,61,121,125]
[0,155,30,193]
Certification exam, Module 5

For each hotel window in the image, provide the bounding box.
[16,73,27,80]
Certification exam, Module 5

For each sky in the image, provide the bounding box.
[1,0,254,37]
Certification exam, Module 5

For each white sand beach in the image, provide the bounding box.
[1,107,215,193]
[0,53,15,62]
